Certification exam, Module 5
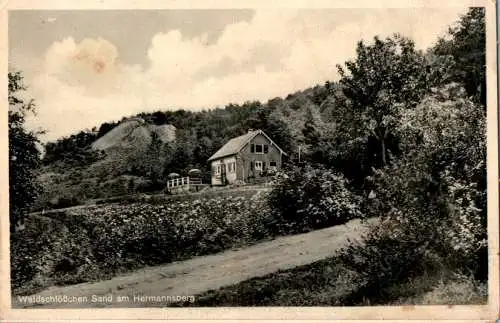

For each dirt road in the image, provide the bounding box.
[12,217,377,308]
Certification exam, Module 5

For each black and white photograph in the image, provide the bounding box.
[2,0,498,320]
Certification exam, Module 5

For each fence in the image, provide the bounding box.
[166,177,202,188]
[166,176,208,194]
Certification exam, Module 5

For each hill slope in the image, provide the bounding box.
[92,117,176,151]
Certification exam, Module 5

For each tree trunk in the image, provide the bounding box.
[381,138,386,166]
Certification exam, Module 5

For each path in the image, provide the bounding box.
[12,217,378,308]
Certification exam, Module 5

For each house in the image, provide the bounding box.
[208,129,287,185]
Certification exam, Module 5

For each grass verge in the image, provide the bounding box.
[171,256,487,307]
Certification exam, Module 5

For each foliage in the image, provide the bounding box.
[268,165,362,234]
[304,35,451,188]
[336,34,435,167]
[406,273,487,305]
[338,220,444,304]
[10,215,95,291]
[9,71,42,232]
[339,84,487,303]
[11,191,275,293]
[43,131,104,167]
[395,85,487,274]
[433,7,486,104]
[47,196,82,209]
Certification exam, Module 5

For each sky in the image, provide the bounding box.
[8,8,469,142]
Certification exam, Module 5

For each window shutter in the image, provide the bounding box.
[250,161,254,169]
[264,145,268,153]
[263,162,266,170]
[251,144,255,153]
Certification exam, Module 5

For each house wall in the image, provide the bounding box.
[237,133,283,181]
[210,156,237,185]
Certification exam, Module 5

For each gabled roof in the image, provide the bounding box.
[208,129,287,161]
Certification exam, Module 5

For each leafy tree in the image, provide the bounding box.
[193,136,214,171]
[140,132,166,181]
[302,114,321,147]
[338,84,487,305]
[300,108,327,164]
[396,85,486,271]
[356,84,487,288]
[9,71,42,232]
[43,129,102,167]
[244,101,266,130]
[165,130,197,174]
[433,7,486,105]
[264,114,294,155]
[245,103,294,154]
[96,121,118,138]
[337,34,431,166]
[150,111,168,125]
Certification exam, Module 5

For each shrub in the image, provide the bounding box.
[338,218,445,304]
[415,273,487,305]
[392,88,486,277]
[10,215,95,293]
[48,196,81,209]
[11,191,276,294]
[338,86,487,303]
[267,165,362,234]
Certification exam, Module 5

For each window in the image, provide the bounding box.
[227,162,236,173]
[255,161,263,170]
[251,143,267,154]
[216,165,221,175]
[270,161,277,167]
